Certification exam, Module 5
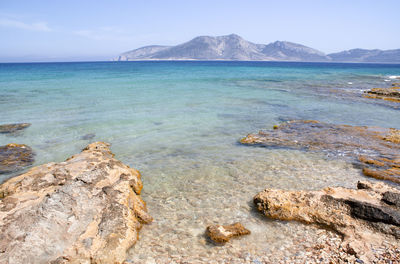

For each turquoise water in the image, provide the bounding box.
[1,61,400,262]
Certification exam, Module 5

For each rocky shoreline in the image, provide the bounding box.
[0,119,400,263]
[0,142,151,263]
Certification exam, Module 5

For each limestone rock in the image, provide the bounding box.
[206,222,250,243]
[0,123,30,134]
[0,143,35,174]
[364,87,400,103]
[254,181,400,262]
[0,142,152,264]
[240,120,400,184]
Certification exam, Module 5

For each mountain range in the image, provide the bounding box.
[115,34,400,63]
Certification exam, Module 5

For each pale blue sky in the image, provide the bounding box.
[1,0,399,62]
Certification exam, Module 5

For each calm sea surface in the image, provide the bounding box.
[1,61,400,262]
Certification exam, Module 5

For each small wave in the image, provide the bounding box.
[388,75,400,79]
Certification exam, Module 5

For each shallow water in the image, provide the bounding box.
[1,61,400,262]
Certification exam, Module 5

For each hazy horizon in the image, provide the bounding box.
[1,0,400,62]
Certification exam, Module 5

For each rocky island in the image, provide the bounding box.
[115,34,400,63]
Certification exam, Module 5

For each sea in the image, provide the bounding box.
[1,61,400,262]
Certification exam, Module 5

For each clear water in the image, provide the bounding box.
[1,61,400,262]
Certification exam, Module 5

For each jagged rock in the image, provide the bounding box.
[0,143,35,174]
[240,120,400,184]
[0,123,30,133]
[206,222,250,243]
[254,181,400,262]
[0,142,152,264]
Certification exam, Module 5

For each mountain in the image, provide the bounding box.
[115,34,400,63]
[328,48,400,63]
[260,41,329,62]
[115,34,330,62]
[116,45,171,61]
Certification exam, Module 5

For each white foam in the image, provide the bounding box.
[388,75,400,79]
[347,82,353,85]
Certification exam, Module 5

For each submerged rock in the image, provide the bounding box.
[0,123,31,134]
[206,222,251,243]
[364,87,400,103]
[0,143,35,174]
[0,142,152,264]
[254,181,400,262]
[81,133,96,140]
[240,120,400,184]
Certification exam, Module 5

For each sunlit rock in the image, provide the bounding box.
[206,222,251,243]
[254,181,400,262]
[0,142,152,264]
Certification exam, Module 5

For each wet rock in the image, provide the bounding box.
[240,120,400,184]
[254,181,400,262]
[0,143,35,174]
[382,191,400,207]
[0,123,30,134]
[206,222,250,243]
[80,133,95,140]
[0,142,152,264]
[364,87,400,103]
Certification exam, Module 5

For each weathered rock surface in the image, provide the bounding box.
[206,222,251,243]
[0,123,30,133]
[254,181,400,262]
[0,142,152,264]
[241,120,400,184]
[364,87,400,103]
[0,143,35,174]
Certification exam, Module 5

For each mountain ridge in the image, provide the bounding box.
[115,34,400,63]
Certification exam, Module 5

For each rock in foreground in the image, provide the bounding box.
[0,142,152,264]
[254,181,400,262]
[0,143,35,174]
[0,123,31,133]
[240,120,400,184]
[206,222,251,243]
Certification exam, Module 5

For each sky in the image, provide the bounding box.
[1,0,399,62]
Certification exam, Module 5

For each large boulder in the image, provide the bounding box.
[0,142,152,264]
[254,181,400,262]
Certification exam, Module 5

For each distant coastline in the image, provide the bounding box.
[115,34,400,64]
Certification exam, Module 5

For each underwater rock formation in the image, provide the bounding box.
[0,142,152,264]
[206,222,251,243]
[254,181,400,262]
[364,86,400,103]
[241,120,400,184]
[0,143,34,174]
[0,123,30,134]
